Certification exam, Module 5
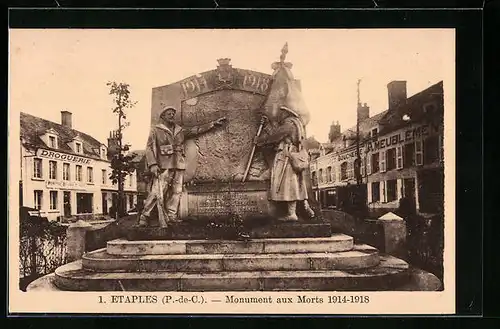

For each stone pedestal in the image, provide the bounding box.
[126,221,332,241]
[66,220,92,262]
[378,212,407,259]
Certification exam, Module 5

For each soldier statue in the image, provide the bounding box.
[137,106,227,227]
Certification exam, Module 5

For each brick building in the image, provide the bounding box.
[20,111,139,221]
[310,80,444,216]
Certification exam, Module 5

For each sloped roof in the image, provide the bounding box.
[378,81,444,133]
[20,112,109,161]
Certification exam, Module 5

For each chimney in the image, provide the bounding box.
[328,120,341,143]
[107,130,120,156]
[357,102,370,121]
[387,81,407,110]
[61,110,72,129]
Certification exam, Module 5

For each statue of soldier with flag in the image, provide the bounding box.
[252,43,315,222]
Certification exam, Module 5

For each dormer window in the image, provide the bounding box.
[100,146,107,159]
[44,128,59,149]
[75,142,82,154]
[371,128,378,138]
[49,136,57,148]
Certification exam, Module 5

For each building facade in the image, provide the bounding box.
[310,80,444,216]
[20,111,138,221]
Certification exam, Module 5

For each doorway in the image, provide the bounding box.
[102,192,108,215]
[63,191,71,217]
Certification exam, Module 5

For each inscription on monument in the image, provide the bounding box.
[189,191,265,218]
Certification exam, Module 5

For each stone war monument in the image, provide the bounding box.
[28,44,442,293]
[130,43,326,240]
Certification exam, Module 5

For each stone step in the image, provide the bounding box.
[54,256,410,291]
[82,245,379,273]
[107,234,354,256]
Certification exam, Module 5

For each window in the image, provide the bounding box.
[347,161,354,179]
[34,190,43,210]
[49,191,58,210]
[396,146,403,169]
[318,169,323,183]
[76,165,83,181]
[75,142,82,154]
[386,148,396,171]
[371,153,380,173]
[404,143,415,168]
[326,167,332,182]
[371,128,378,139]
[76,193,93,214]
[371,182,380,203]
[331,166,336,182]
[340,162,348,180]
[311,171,317,186]
[63,163,70,181]
[49,161,57,180]
[415,140,423,165]
[366,154,371,175]
[380,150,386,173]
[33,158,43,179]
[102,169,107,185]
[87,167,94,183]
[424,135,440,165]
[129,173,133,187]
[49,136,57,148]
[386,179,397,202]
[101,147,107,159]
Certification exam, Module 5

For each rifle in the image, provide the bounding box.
[156,174,168,227]
[242,116,266,182]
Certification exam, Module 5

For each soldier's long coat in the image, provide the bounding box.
[256,115,308,201]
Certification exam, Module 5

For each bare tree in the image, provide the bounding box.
[106,81,137,218]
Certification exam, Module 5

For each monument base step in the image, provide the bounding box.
[81,245,380,272]
[51,256,411,292]
[107,234,354,255]
[125,222,332,240]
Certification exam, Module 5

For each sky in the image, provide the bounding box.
[9,29,454,150]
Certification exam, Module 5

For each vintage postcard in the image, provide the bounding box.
[8,28,455,315]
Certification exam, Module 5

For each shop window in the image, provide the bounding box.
[49,191,58,210]
[386,148,396,171]
[49,161,57,180]
[386,179,397,202]
[326,166,332,182]
[76,165,83,181]
[63,163,70,181]
[371,153,379,173]
[371,182,380,203]
[129,195,134,209]
[424,135,440,165]
[34,190,43,210]
[340,162,348,180]
[33,158,43,179]
[76,193,93,214]
[87,167,94,183]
